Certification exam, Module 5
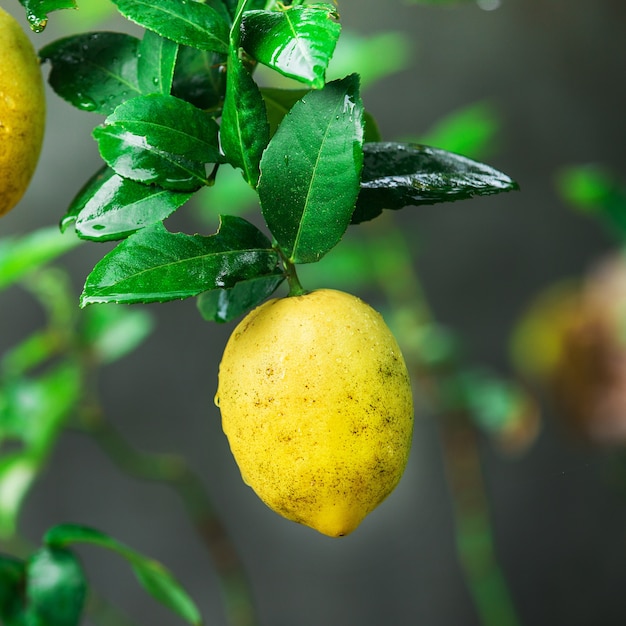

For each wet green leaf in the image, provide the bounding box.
[40,32,141,115]
[172,46,227,111]
[17,0,75,32]
[258,75,364,263]
[93,94,220,191]
[221,50,269,186]
[111,0,230,54]
[197,273,284,322]
[137,30,179,96]
[241,4,340,88]
[44,524,203,626]
[0,228,81,292]
[64,167,193,242]
[26,547,86,626]
[352,142,519,223]
[81,216,279,305]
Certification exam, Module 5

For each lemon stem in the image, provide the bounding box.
[284,257,307,297]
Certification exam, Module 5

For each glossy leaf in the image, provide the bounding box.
[258,74,364,263]
[44,524,203,626]
[220,50,269,186]
[172,46,227,111]
[241,4,340,88]
[0,555,25,622]
[352,142,520,223]
[137,30,179,95]
[111,0,230,54]
[93,94,220,191]
[0,228,80,292]
[17,0,75,32]
[26,547,86,626]
[80,216,279,305]
[64,167,193,242]
[261,87,380,140]
[40,32,141,114]
[197,273,284,322]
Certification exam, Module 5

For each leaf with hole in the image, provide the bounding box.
[80,216,280,305]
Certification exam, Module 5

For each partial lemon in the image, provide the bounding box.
[0,6,45,217]
[216,289,414,537]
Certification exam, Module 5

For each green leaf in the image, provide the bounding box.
[17,0,76,32]
[93,94,220,191]
[80,216,279,305]
[40,32,141,115]
[64,167,193,242]
[0,228,81,292]
[44,524,203,626]
[258,74,364,263]
[81,304,155,365]
[0,362,82,455]
[197,274,284,322]
[137,30,179,96]
[0,554,26,624]
[111,0,230,54]
[26,547,86,626]
[352,142,520,224]
[220,50,270,186]
[241,4,340,88]
[0,455,37,539]
[172,46,227,111]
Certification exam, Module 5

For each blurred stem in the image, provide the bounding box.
[364,213,521,626]
[75,402,259,626]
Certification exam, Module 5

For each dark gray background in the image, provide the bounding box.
[2,0,626,624]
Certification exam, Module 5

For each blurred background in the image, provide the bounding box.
[2,0,626,624]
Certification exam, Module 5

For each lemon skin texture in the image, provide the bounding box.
[216,289,414,537]
[0,7,46,217]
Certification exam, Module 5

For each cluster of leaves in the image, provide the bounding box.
[24,0,517,323]
[0,524,201,625]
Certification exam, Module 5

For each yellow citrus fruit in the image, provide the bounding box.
[0,7,45,217]
[215,289,414,537]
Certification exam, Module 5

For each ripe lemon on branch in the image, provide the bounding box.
[216,289,414,537]
[0,6,45,217]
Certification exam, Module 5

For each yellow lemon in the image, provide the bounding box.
[0,7,45,217]
[215,289,414,537]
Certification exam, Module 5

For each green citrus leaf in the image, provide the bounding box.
[220,50,269,186]
[64,167,193,242]
[137,30,179,96]
[44,525,202,626]
[80,216,279,305]
[241,4,340,88]
[111,0,229,54]
[197,273,284,322]
[172,46,227,111]
[0,228,81,293]
[93,94,220,191]
[40,32,141,114]
[17,0,76,32]
[352,142,520,223]
[26,547,86,626]
[258,74,364,264]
